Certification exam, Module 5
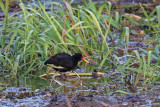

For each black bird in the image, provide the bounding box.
[44,53,89,85]
[44,53,89,71]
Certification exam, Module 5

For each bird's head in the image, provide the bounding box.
[73,53,89,63]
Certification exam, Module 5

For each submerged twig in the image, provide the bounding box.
[40,72,93,78]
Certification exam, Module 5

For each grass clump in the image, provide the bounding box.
[0,0,120,76]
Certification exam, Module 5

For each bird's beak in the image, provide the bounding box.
[81,57,89,63]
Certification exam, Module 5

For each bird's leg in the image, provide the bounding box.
[50,73,64,86]
[60,73,67,80]
[72,70,82,85]
[54,79,64,86]
[50,74,56,86]
[74,71,80,78]
[65,71,80,78]
[71,68,80,78]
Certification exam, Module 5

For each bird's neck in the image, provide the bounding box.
[72,57,80,66]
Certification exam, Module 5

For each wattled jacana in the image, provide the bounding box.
[44,53,89,85]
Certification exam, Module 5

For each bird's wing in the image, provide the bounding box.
[46,53,73,69]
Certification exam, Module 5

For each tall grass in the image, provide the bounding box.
[0,0,9,34]
[0,0,120,76]
[1,0,159,86]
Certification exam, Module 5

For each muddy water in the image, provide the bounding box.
[0,69,160,106]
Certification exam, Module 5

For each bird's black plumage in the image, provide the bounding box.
[44,53,84,72]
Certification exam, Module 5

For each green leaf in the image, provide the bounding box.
[114,90,130,94]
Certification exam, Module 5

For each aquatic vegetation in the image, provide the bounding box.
[0,0,159,87]
[0,0,117,75]
[0,1,160,106]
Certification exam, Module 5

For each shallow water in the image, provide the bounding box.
[0,68,160,106]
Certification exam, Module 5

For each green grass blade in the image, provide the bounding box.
[12,55,20,76]
[0,0,5,13]
[147,51,152,68]
[156,5,160,27]
[38,0,66,49]
[0,54,13,69]
[85,9,104,38]
[24,30,34,53]
[97,2,106,18]
[134,50,140,60]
